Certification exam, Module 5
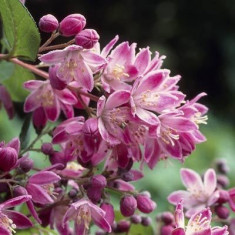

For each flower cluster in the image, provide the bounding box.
[0,7,234,235]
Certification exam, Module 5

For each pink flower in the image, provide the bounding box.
[168,168,219,217]
[24,80,77,122]
[172,202,229,235]
[97,90,132,145]
[26,171,61,204]
[0,195,32,235]
[130,70,184,124]
[63,199,111,234]
[39,45,106,91]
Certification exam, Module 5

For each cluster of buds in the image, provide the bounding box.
[1,7,234,235]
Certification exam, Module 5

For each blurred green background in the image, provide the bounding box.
[1,0,235,233]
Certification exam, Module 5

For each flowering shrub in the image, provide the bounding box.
[0,0,233,234]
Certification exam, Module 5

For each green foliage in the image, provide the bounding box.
[19,114,32,150]
[0,60,15,82]
[0,0,40,61]
[17,226,57,235]
[2,64,35,102]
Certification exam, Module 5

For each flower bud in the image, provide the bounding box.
[115,220,130,233]
[141,216,152,226]
[216,159,229,175]
[13,186,27,197]
[160,211,174,225]
[160,225,174,235]
[41,142,54,155]
[68,188,78,199]
[59,14,86,37]
[75,29,99,49]
[33,107,47,134]
[130,214,142,224]
[0,147,18,172]
[19,157,34,173]
[215,205,230,219]
[0,85,14,119]
[217,190,229,204]
[91,175,107,189]
[39,14,59,33]
[87,187,102,204]
[136,194,156,214]
[120,195,137,217]
[217,174,230,188]
[49,65,67,90]
[120,171,134,182]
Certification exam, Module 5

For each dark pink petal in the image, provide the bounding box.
[229,188,235,211]
[24,80,44,91]
[61,103,74,119]
[6,137,20,153]
[0,226,11,235]
[134,48,151,75]
[62,206,76,225]
[204,169,217,196]
[109,42,131,65]
[172,228,185,235]
[26,200,42,224]
[75,221,86,235]
[97,96,106,116]
[33,107,47,131]
[39,49,67,64]
[1,195,31,209]
[26,184,53,204]
[4,210,33,229]
[28,171,60,185]
[100,203,115,226]
[115,180,135,191]
[136,107,159,125]
[101,35,119,57]
[129,170,144,181]
[105,90,130,109]
[56,89,78,105]
[0,86,14,119]
[44,97,60,121]
[91,207,111,232]
[180,168,204,192]
[24,91,41,112]
[161,139,182,159]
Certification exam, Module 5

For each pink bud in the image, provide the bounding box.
[215,205,230,219]
[33,107,47,133]
[87,187,102,204]
[91,175,107,189]
[136,194,156,214]
[14,186,28,197]
[41,142,54,155]
[160,225,174,235]
[59,14,86,37]
[141,216,152,226]
[120,195,137,217]
[0,147,18,171]
[160,211,174,225]
[0,85,14,119]
[19,156,34,173]
[217,190,229,204]
[217,174,230,188]
[115,220,130,233]
[75,29,99,49]
[49,65,67,90]
[39,14,59,33]
[130,214,142,224]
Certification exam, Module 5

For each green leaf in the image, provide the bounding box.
[129,224,154,235]
[0,0,40,61]
[19,114,32,150]
[2,64,34,102]
[0,61,15,82]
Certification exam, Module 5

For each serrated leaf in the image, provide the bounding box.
[2,64,34,102]
[0,0,40,61]
[0,61,15,82]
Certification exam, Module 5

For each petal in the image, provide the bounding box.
[1,195,31,209]
[135,70,167,94]
[4,210,33,229]
[109,42,131,65]
[24,80,44,91]
[211,226,228,235]
[134,47,151,75]
[6,138,20,153]
[168,190,191,206]
[0,226,11,235]
[185,204,206,218]
[180,168,204,192]
[26,184,53,204]
[172,228,186,235]
[136,107,159,125]
[44,98,60,121]
[28,171,60,185]
[101,35,119,57]
[97,96,106,116]
[91,207,111,232]
[74,60,94,91]
[204,169,217,196]
[81,51,107,67]
[105,90,130,110]
[26,200,42,224]
[39,49,67,64]
[62,206,76,225]
[56,89,78,105]
[24,91,41,112]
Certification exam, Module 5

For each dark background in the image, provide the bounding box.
[27,0,235,124]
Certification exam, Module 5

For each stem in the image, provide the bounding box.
[0,179,18,184]
[39,39,75,53]
[105,186,137,196]
[20,126,52,155]
[78,89,100,102]
[38,32,60,53]
[77,93,95,117]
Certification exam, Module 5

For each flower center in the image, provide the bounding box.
[160,127,179,146]
[111,64,129,80]
[77,205,92,229]
[193,112,208,126]
[186,213,210,233]
[0,213,16,234]
[41,89,55,107]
